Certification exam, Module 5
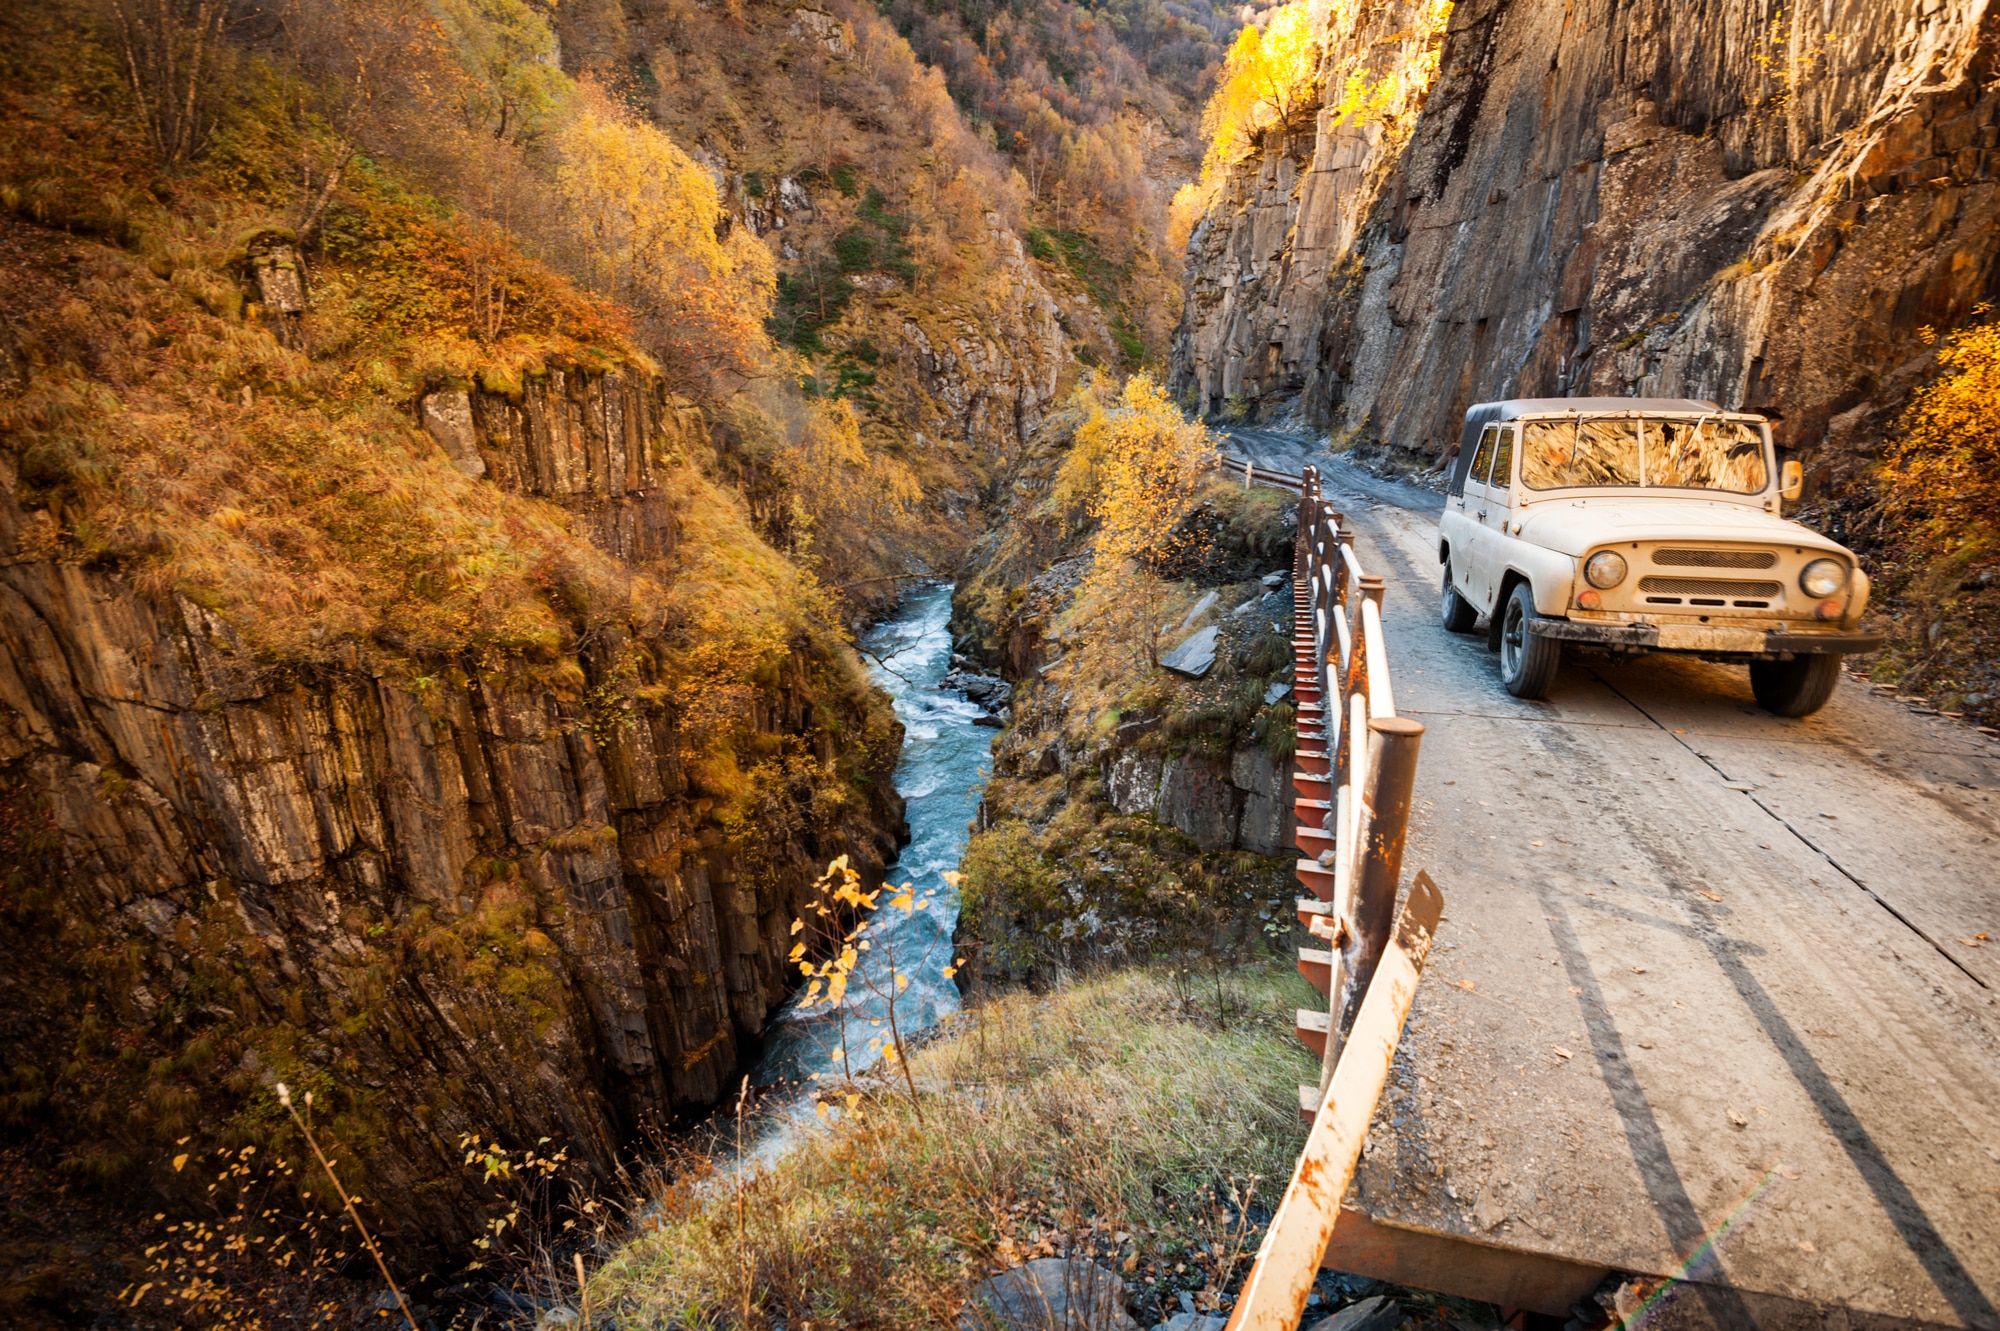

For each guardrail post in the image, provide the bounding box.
[1333,715,1424,1054]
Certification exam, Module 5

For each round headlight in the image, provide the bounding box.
[1585,551,1629,589]
[1800,558,1847,599]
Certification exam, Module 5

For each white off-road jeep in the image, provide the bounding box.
[1436,397,1882,716]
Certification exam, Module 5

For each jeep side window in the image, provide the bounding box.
[1488,426,1514,497]
[1468,425,1499,489]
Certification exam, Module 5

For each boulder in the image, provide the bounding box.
[1152,1315,1227,1331]
[421,390,487,478]
[1158,754,1239,849]
[1229,745,1282,800]
[1177,589,1219,632]
[1107,749,1164,816]
[961,1258,1138,1331]
[1305,1295,1404,1331]
[1160,626,1218,678]
[1237,791,1291,856]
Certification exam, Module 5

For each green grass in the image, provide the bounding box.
[592,960,1319,1328]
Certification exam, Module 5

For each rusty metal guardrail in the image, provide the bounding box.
[1202,460,1445,1331]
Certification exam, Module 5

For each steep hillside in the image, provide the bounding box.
[0,0,909,1294]
[1169,0,2000,715]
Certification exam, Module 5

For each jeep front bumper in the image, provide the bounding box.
[1526,619,1884,659]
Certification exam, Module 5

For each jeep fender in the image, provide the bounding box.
[1496,543,1579,617]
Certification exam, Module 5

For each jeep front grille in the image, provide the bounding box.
[1638,576,1783,598]
[1651,548,1778,569]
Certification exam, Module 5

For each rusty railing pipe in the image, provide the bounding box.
[1334,714,1425,1045]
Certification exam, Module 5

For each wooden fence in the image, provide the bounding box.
[1210,458,1447,1331]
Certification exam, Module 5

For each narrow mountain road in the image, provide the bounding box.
[1225,428,2000,1324]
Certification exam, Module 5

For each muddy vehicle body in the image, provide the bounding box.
[1436,397,1882,716]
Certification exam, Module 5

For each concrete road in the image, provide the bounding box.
[1229,429,2000,1327]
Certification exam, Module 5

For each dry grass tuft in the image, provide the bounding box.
[593,961,1316,1329]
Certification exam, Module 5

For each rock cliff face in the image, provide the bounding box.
[0,367,903,1251]
[1173,0,2000,487]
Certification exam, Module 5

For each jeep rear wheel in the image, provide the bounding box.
[1498,581,1562,700]
[1440,560,1478,633]
[1750,654,1841,717]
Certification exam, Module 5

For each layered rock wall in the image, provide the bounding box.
[1173,0,2000,485]
[0,369,902,1250]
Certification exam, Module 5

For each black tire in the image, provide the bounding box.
[1440,560,1478,633]
[1750,654,1842,717]
[1498,581,1562,700]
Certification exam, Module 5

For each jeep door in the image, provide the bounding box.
[1473,424,1517,606]
[1447,424,1499,611]
[1460,424,1514,609]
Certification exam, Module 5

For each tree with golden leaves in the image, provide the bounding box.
[1200,3,1323,169]
[1881,307,2000,531]
[1080,373,1220,575]
[551,84,776,395]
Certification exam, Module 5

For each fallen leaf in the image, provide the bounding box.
[1960,938,1983,948]
[1553,1046,1573,1060]
[1631,966,1647,974]
[1697,889,1723,902]
[1457,979,1477,991]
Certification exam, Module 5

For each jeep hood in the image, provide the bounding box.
[1513,498,1852,558]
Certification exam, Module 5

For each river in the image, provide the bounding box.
[748,582,990,1131]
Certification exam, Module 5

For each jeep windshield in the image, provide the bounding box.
[1519,415,1769,494]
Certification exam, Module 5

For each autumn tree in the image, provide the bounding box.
[1078,372,1219,574]
[1200,2,1321,169]
[105,0,232,165]
[551,83,777,395]
[1880,308,2000,533]
[1056,373,1219,676]
[434,0,567,143]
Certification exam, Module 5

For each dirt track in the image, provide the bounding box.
[1228,428,2000,1327]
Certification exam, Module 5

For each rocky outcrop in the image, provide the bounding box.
[1105,741,1296,855]
[0,367,903,1253]
[1172,0,2000,488]
[889,219,1069,472]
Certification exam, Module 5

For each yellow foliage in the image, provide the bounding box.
[1049,374,1219,687]
[1880,308,2000,530]
[1200,3,1322,169]
[1196,0,1453,179]
[1077,373,1219,576]
[552,83,776,394]
[1167,180,1212,261]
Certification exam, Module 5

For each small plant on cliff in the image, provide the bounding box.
[1879,307,2000,537]
[790,855,951,1122]
[129,1143,349,1327]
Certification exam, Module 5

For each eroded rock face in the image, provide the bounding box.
[1172,0,2000,485]
[0,368,903,1253]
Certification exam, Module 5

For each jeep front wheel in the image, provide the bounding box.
[1749,654,1841,717]
[1440,560,1478,633]
[1498,581,1562,700]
